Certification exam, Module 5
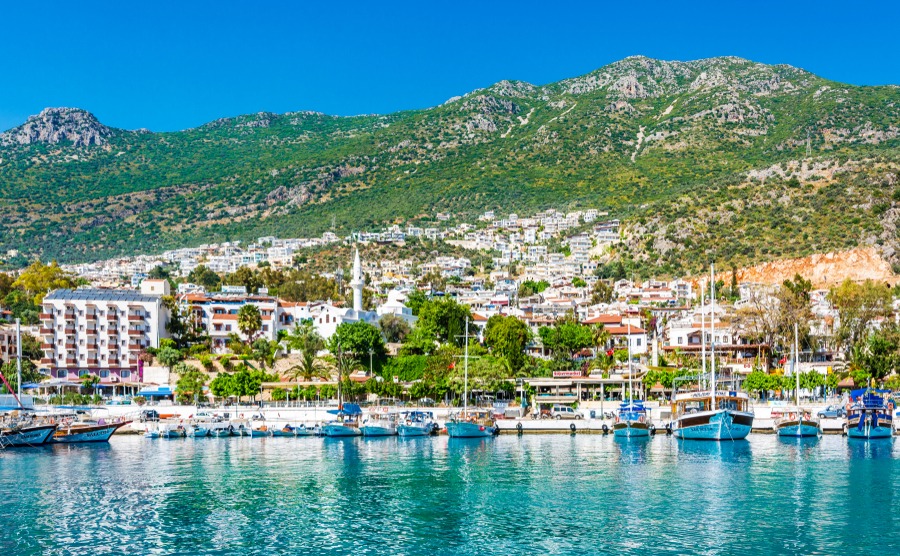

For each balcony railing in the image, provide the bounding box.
[40,358,53,365]
[39,313,54,320]
[87,359,99,366]
[128,314,146,321]
[39,328,54,335]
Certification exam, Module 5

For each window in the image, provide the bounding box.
[56,370,66,378]
[78,370,88,377]
[121,370,130,378]
[636,338,642,347]
[99,370,109,378]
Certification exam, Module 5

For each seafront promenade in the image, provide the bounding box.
[60,400,861,436]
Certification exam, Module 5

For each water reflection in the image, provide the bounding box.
[776,435,819,461]
[676,439,752,463]
[613,435,650,464]
[847,438,895,459]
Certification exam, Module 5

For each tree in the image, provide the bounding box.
[484,315,532,373]
[405,289,428,316]
[572,277,587,288]
[518,280,550,298]
[163,296,206,349]
[12,260,76,306]
[20,332,43,360]
[174,364,207,404]
[538,314,594,366]
[591,280,614,305]
[774,276,813,353]
[379,314,411,343]
[224,266,262,294]
[156,346,183,371]
[252,338,279,369]
[829,279,893,355]
[417,297,473,346]
[187,265,221,289]
[148,265,172,280]
[856,326,900,383]
[237,304,262,343]
[286,322,327,381]
[399,325,438,356]
[329,321,386,363]
[0,359,43,393]
[210,372,235,399]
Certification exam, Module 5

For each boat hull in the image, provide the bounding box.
[190,428,210,438]
[322,424,362,437]
[848,414,894,439]
[360,425,397,437]
[674,410,753,441]
[52,423,127,443]
[446,421,496,438]
[270,429,296,437]
[775,420,821,438]
[213,429,234,438]
[613,421,651,438]
[0,424,57,447]
[397,425,432,437]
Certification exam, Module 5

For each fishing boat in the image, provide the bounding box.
[190,424,210,438]
[144,429,161,439]
[397,411,438,437]
[51,420,131,443]
[250,425,269,437]
[0,420,58,447]
[671,265,754,441]
[322,404,363,437]
[293,424,317,437]
[613,321,650,438]
[846,388,894,439]
[613,400,651,438]
[774,324,821,438]
[360,411,398,437]
[160,425,187,438]
[270,425,299,437]
[213,426,235,437]
[446,319,498,438]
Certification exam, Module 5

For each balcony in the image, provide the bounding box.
[128,314,146,322]
[128,329,146,337]
[128,342,144,350]
[64,326,75,333]
[40,343,53,350]
[39,328,54,335]
[39,313,54,320]
[65,343,75,349]
[40,358,53,365]
[87,359,99,366]
[65,358,77,365]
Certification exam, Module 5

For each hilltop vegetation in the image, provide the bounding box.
[2,56,900,273]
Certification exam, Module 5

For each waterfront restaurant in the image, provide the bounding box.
[525,367,661,414]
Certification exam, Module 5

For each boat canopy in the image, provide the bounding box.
[138,385,174,396]
[328,403,362,416]
[849,388,890,398]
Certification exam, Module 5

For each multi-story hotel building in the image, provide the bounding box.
[39,281,170,389]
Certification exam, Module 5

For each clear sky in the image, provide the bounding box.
[2,1,898,132]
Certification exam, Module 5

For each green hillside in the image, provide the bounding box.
[2,56,900,273]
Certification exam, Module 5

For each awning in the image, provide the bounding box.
[139,385,174,396]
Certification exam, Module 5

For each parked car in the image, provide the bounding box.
[139,409,160,422]
[549,405,582,420]
[817,405,846,419]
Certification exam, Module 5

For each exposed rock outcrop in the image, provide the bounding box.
[0,108,114,147]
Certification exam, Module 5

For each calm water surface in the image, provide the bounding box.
[1,434,899,555]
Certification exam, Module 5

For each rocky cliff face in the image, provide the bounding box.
[0,107,114,147]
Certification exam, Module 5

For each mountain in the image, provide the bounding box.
[2,56,900,275]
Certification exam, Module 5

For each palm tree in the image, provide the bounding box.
[237,304,262,344]
[284,322,328,393]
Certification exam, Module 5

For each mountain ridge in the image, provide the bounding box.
[1,55,899,276]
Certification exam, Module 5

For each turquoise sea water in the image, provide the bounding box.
[1,434,899,555]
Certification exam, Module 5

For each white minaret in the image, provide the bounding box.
[350,248,364,312]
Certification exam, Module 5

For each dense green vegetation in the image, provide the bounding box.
[2,56,899,274]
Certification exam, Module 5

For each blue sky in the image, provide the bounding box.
[1,1,898,132]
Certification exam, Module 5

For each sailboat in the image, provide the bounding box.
[671,264,754,440]
[321,343,363,437]
[613,319,650,438]
[0,321,57,448]
[774,324,821,437]
[446,318,498,438]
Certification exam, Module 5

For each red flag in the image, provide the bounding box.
[606,349,614,357]
[779,357,786,365]
[449,362,455,370]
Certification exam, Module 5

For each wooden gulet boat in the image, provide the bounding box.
[774,324,821,438]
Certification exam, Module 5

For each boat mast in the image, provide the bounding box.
[794,322,800,408]
[463,317,469,417]
[627,315,632,402]
[710,264,716,410]
[700,284,706,386]
[16,318,22,403]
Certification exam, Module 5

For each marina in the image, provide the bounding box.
[2,433,900,555]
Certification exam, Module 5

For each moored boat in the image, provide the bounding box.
[213,426,235,437]
[190,425,210,438]
[671,266,753,441]
[847,388,894,439]
[322,404,363,437]
[52,420,131,443]
[360,411,398,437]
[0,422,58,447]
[161,425,187,438]
[613,400,651,438]
[270,425,298,437]
[397,411,437,437]
[774,324,821,438]
[446,410,497,438]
